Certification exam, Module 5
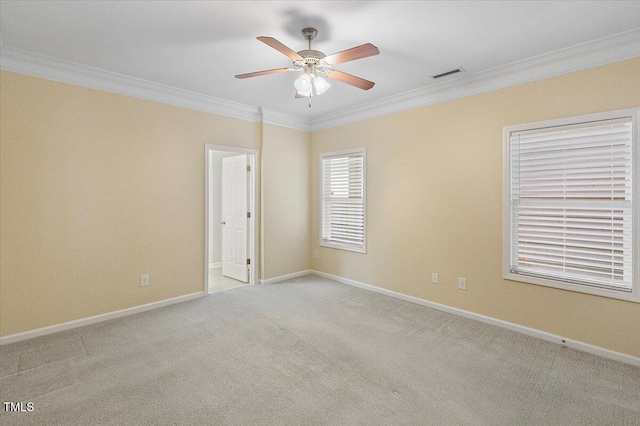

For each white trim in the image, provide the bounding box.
[0,292,204,346]
[209,262,222,269]
[310,29,640,131]
[310,270,640,367]
[319,148,367,254]
[260,108,311,131]
[0,46,262,124]
[0,48,309,131]
[205,144,258,294]
[502,108,640,303]
[2,29,639,133]
[260,270,311,285]
[259,119,266,285]
[319,241,366,254]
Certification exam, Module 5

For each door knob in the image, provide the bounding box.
[221,221,226,225]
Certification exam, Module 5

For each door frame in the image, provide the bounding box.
[205,144,257,294]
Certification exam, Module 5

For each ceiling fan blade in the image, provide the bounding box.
[235,68,290,79]
[326,70,375,90]
[323,43,379,66]
[257,36,304,61]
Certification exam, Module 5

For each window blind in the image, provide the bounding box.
[509,118,634,291]
[321,152,365,250]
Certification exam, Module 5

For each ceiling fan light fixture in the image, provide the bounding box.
[314,76,331,96]
[294,74,312,93]
[294,73,331,98]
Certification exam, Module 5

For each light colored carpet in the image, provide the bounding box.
[1,275,638,425]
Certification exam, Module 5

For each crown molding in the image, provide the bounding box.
[0,46,310,130]
[2,28,639,133]
[1,46,270,126]
[260,108,312,131]
[310,28,640,131]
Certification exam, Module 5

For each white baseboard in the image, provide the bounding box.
[311,270,640,367]
[0,291,204,345]
[260,270,311,285]
[209,262,222,269]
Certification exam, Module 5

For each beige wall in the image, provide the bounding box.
[2,58,639,358]
[262,123,311,279]
[0,71,304,337]
[310,58,640,358]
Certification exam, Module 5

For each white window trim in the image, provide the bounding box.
[503,108,640,303]
[319,148,367,254]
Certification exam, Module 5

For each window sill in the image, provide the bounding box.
[320,241,366,254]
[503,271,640,303]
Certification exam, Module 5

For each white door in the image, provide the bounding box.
[222,155,248,282]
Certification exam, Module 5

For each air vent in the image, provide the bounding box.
[431,68,465,79]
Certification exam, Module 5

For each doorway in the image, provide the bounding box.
[205,144,257,294]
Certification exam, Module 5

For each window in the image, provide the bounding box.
[320,148,366,253]
[504,108,639,302]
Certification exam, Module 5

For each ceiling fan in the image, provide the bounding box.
[235,28,379,101]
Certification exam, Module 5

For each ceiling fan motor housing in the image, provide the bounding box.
[296,50,326,64]
[297,28,325,66]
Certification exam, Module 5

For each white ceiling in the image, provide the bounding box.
[1,1,640,122]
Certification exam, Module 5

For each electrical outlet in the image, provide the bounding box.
[431,273,439,284]
[141,274,150,287]
[458,277,467,290]
[313,250,319,259]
